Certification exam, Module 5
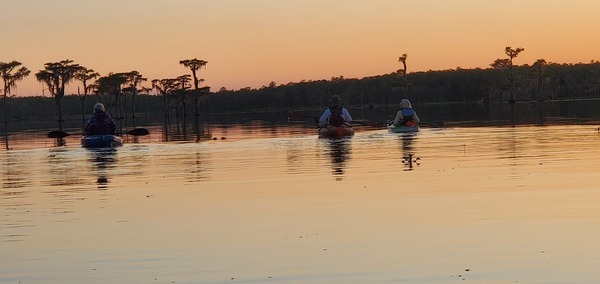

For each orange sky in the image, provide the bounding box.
[4,0,600,97]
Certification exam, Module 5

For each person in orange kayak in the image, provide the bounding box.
[318,95,352,128]
[84,103,118,135]
[392,98,420,127]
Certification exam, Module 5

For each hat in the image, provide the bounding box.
[400,99,412,109]
[94,103,105,112]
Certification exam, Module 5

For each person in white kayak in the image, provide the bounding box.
[318,95,352,128]
[392,98,420,127]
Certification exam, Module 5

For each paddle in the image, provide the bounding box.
[419,121,444,128]
[126,128,150,136]
[286,110,380,128]
[288,111,392,129]
[47,130,70,138]
[352,120,446,129]
[285,111,320,126]
[285,110,445,129]
[47,128,150,138]
[351,119,387,128]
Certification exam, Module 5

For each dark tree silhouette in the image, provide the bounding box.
[96,73,128,131]
[152,78,179,141]
[531,59,547,101]
[0,61,30,150]
[398,53,408,80]
[491,47,525,103]
[35,59,83,130]
[174,75,192,117]
[173,75,192,138]
[74,67,100,128]
[122,71,147,127]
[179,58,208,117]
[397,53,409,100]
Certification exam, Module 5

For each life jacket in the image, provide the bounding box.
[89,123,111,135]
[328,106,345,127]
[401,108,416,126]
[86,112,116,135]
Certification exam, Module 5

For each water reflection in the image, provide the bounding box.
[396,132,420,171]
[401,153,421,170]
[0,150,34,242]
[5,125,600,282]
[284,140,307,175]
[322,138,352,180]
[163,116,212,142]
[1,151,33,189]
[174,145,211,184]
[398,132,417,152]
[119,144,151,180]
[53,137,66,147]
[5,99,600,150]
[86,148,118,189]
[45,148,86,187]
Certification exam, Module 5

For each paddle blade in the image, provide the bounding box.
[285,110,303,120]
[421,121,444,128]
[285,110,320,126]
[127,128,149,136]
[352,119,386,128]
[47,131,69,138]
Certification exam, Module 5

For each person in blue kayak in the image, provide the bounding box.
[318,95,352,128]
[84,103,118,135]
[392,98,420,127]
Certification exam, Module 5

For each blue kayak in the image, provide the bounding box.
[81,135,123,148]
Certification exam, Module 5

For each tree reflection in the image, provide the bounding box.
[46,148,86,187]
[1,151,32,188]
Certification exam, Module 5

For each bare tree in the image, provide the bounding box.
[398,53,409,100]
[398,53,408,80]
[531,59,547,101]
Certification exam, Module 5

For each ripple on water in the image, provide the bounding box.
[2,124,600,283]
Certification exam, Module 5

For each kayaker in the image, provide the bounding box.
[318,95,352,128]
[84,103,118,135]
[392,98,420,127]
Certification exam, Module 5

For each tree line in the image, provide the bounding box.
[1,58,210,148]
[3,47,600,129]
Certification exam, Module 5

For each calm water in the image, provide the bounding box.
[2,123,600,283]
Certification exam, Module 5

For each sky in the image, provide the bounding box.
[3,0,600,97]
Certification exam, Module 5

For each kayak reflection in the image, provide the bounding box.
[323,138,352,180]
[396,132,420,171]
[86,148,118,189]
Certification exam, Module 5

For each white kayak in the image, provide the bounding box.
[387,124,419,133]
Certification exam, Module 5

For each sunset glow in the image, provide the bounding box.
[4,0,600,97]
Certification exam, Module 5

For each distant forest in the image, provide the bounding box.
[3,60,600,123]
